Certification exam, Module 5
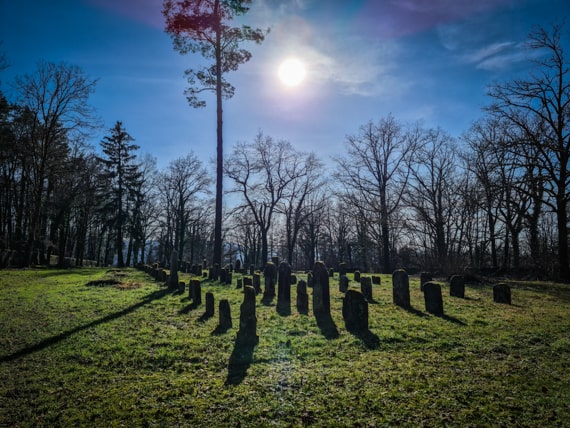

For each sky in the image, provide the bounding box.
[1,0,569,172]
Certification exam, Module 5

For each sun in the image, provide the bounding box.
[278,58,306,87]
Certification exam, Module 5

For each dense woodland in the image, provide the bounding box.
[0,23,569,281]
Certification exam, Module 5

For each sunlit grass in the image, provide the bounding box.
[0,268,569,426]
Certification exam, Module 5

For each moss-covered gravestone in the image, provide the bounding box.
[493,283,511,304]
[296,279,309,315]
[190,279,202,306]
[312,261,330,316]
[236,286,258,346]
[218,299,232,331]
[342,289,368,333]
[392,269,410,308]
[449,275,465,298]
[424,281,444,316]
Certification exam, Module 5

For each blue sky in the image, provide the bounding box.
[1,0,569,170]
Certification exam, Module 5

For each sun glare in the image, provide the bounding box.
[278,58,306,87]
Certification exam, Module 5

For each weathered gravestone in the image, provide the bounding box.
[339,275,349,293]
[312,261,331,316]
[277,261,292,314]
[168,250,179,289]
[205,291,215,317]
[236,277,243,289]
[252,272,261,295]
[449,275,465,298]
[493,283,511,305]
[360,276,373,302]
[423,281,444,316]
[339,262,347,277]
[263,261,277,301]
[372,276,381,285]
[342,289,368,333]
[420,272,432,292]
[296,279,309,315]
[236,286,258,346]
[354,270,361,283]
[392,269,411,308]
[218,299,232,331]
[290,274,297,285]
[190,279,202,306]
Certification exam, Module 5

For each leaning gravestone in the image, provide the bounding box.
[424,281,444,316]
[312,261,331,316]
[263,261,277,300]
[218,299,232,331]
[392,269,411,308]
[205,291,215,317]
[449,275,465,298]
[296,280,309,315]
[339,275,349,293]
[277,261,292,313]
[493,283,511,305]
[420,272,432,292]
[236,286,258,346]
[342,289,368,333]
[360,276,373,301]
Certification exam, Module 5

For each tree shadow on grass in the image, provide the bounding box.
[315,312,339,339]
[225,338,257,386]
[0,288,171,364]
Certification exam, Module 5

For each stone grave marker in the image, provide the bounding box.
[312,261,331,316]
[392,269,410,308]
[360,276,373,301]
[423,282,444,316]
[493,283,511,304]
[342,289,368,333]
[296,279,309,315]
[339,275,349,293]
[236,286,258,346]
[449,275,465,298]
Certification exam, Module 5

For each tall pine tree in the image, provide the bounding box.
[97,121,142,267]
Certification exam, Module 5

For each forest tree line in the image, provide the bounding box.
[0,24,568,281]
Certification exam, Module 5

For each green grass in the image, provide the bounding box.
[1,268,569,427]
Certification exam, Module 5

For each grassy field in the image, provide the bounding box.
[1,267,569,427]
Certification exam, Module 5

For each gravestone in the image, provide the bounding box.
[307,271,314,288]
[277,261,292,313]
[244,276,253,288]
[339,262,347,277]
[372,276,381,285]
[190,279,202,306]
[450,275,465,298]
[169,250,179,289]
[263,261,277,300]
[329,268,335,278]
[218,299,232,330]
[339,275,349,293]
[236,286,258,346]
[423,281,444,316]
[290,274,297,285]
[392,269,410,308]
[493,283,511,304]
[420,272,432,292]
[360,276,373,301]
[312,261,331,316]
[354,270,361,283]
[237,277,243,289]
[205,291,215,317]
[178,281,186,294]
[296,280,309,315]
[234,259,241,273]
[253,272,261,295]
[342,289,368,333]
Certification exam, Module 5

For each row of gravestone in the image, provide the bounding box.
[139,262,512,342]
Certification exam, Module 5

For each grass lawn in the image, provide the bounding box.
[1,267,569,427]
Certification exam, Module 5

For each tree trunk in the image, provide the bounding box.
[213,1,223,268]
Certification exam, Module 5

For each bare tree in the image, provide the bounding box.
[334,115,418,273]
[13,61,97,266]
[486,23,570,281]
[225,132,305,266]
